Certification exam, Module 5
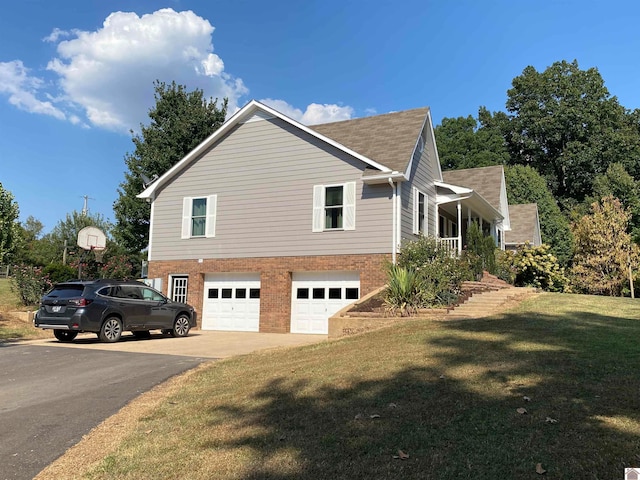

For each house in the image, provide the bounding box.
[440,165,511,251]
[138,100,511,334]
[504,203,542,249]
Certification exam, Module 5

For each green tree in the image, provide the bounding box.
[505,165,574,265]
[589,162,640,242]
[502,60,640,203]
[0,182,20,265]
[113,80,228,254]
[571,195,639,296]
[12,216,47,266]
[435,107,510,171]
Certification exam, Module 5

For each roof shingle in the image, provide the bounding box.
[310,107,430,173]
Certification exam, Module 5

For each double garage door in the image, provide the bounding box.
[201,271,360,334]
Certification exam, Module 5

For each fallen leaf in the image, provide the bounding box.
[388,403,398,408]
[370,414,381,419]
[536,463,546,474]
[354,413,363,420]
[393,450,410,460]
[439,374,445,379]
[523,396,531,402]
[517,408,528,414]
[145,429,153,434]
[545,417,558,424]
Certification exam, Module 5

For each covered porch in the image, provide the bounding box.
[434,181,505,255]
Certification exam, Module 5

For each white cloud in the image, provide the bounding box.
[260,98,354,125]
[41,8,247,132]
[0,60,65,119]
[2,8,356,133]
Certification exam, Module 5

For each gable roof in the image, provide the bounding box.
[140,100,427,199]
[441,165,505,210]
[505,203,541,245]
[310,107,430,175]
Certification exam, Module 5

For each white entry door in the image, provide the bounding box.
[202,273,261,331]
[291,271,360,334]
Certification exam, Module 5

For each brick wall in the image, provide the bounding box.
[148,254,389,333]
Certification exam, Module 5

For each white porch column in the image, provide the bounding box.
[456,201,462,254]
[435,205,440,241]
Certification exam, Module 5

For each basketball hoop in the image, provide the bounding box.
[77,226,108,278]
[93,247,106,263]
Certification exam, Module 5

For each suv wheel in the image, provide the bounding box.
[53,330,78,342]
[172,315,191,337]
[99,316,123,343]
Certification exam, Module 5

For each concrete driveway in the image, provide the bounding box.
[24,330,328,358]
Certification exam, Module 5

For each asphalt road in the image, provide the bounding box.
[0,342,205,480]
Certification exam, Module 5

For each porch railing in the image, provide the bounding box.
[438,237,460,255]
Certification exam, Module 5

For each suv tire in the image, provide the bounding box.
[99,316,123,343]
[172,314,191,337]
[53,330,78,342]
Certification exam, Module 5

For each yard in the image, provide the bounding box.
[0,277,48,342]
[36,292,640,479]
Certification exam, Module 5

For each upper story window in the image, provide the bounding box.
[413,187,427,235]
[313,182,356,232]
[325,186,344,229]
[191,198,207,236]
[182,195,217,239]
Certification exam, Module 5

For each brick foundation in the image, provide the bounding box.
[148,254,390,333]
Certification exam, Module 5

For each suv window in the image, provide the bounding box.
[46,285,85,298]
[141,287,165,301]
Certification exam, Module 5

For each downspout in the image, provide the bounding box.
[389,178,396,264]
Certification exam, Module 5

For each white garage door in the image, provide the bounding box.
[202,273,260,331]
[291,271,360,334]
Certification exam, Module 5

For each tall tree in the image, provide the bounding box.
[505,165,573,265]
[502,60,640,204]
[589,162,640,241]
[12,216,45,266]
[571,196,639,296]
[113,81,228,253]
[435,107,510,170]
[0,182,19,265]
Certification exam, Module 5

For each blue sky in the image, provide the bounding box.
[1,0,639,233]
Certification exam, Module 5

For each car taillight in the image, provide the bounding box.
[68,298,92,307]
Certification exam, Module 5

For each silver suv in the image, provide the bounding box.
[34,279,197,343]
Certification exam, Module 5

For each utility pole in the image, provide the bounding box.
[80,195,95,216]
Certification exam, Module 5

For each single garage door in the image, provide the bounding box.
[291,271,360,334]
[202,273,260,331]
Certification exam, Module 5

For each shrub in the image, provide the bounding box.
[384,265,422,316]
[385,236,472,313]
[10,265,53,306]
[42,263,77,283]
[495,249,517,284]
[465,222,497,277]
[512,243,567,292]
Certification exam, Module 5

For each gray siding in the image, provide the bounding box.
[149,117,394,261]
[399,128,438,244]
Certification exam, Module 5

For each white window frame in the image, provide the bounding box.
[312,182,356,232]
[181,195,217,239]
[412,187,428,236]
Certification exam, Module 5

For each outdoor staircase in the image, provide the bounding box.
[446,272,538,319]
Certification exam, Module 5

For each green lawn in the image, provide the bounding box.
[68,292,640,479]
[0,277,45,341]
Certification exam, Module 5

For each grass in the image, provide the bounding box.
[0,277,47,341]
[42,293,640,479]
